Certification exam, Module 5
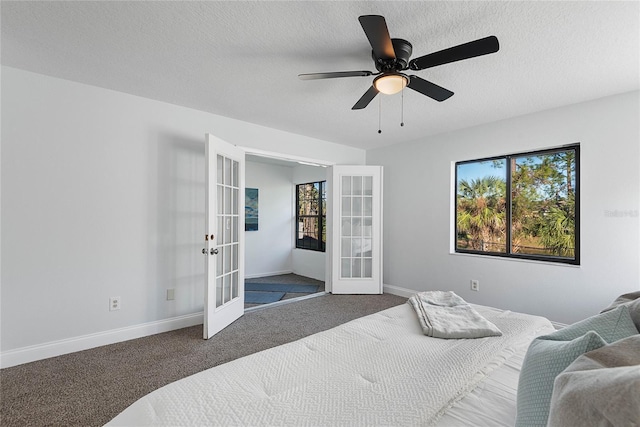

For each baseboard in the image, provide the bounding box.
[245,270,293,280]
[383,283,416,298]
[0,312,204,369]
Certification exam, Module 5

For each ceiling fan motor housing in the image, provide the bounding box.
[373,38,413,72]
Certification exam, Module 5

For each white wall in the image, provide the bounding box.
[0,67,365,364]
[291,164,328,281]
[245,161,294,278]
[367,91,640,325]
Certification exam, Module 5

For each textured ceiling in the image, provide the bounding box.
[2,1,639,150]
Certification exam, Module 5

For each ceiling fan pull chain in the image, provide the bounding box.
[378,96,382,134]
[401,86,405,127]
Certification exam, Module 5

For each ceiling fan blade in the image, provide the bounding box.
[352,86,379,110]
[298,71,374,80]
[358,15,396,60]
[407,75,454,101]
[409,36,499,70]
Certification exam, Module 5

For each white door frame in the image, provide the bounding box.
[239,147,335,169]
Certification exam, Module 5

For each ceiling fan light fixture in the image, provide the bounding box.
[373,74,408,95]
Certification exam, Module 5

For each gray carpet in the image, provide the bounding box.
[0,293,406,426]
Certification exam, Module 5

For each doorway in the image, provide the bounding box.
[244,151,330,309]
[203,136,383,339]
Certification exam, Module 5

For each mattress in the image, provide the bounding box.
[108,303,554,426]
[437,306,552,426]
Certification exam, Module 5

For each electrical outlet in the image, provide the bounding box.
[167,288,175,301]
[470,280,480,292]
[109,296,121,311]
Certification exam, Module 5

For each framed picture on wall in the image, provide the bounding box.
[245,188,259,231]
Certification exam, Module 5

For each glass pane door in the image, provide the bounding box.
[216,154,240,308]
[329,165,382,295]
[340,175,373,279]
[204,133,244,339]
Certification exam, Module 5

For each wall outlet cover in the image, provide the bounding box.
[109,296,121,311]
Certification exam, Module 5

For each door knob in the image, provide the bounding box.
[210,248,219,255]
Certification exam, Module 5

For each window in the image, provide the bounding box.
[455,145,579,264]
[296,181,326,251]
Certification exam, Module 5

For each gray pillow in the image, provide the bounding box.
[600,291,640,312]
[548,336,640,427]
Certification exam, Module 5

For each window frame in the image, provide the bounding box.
[454,144,580,265]
[295,180,326,252]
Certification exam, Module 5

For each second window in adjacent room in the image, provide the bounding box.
[296,181,326,252]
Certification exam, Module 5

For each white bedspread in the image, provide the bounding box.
[108,303,553,426]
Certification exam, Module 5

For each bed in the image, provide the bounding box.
[108,300,555,426]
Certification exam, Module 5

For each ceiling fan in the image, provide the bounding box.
[298,15,499,110]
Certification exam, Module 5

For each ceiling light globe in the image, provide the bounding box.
[374,74,408,95]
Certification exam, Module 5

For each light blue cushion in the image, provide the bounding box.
[515,305,639,427]
[545,304,639,342]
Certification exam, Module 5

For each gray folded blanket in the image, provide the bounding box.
[408,291,502,339]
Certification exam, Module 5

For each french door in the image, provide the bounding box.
[203,133,245,339]
[328,165,383,294]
